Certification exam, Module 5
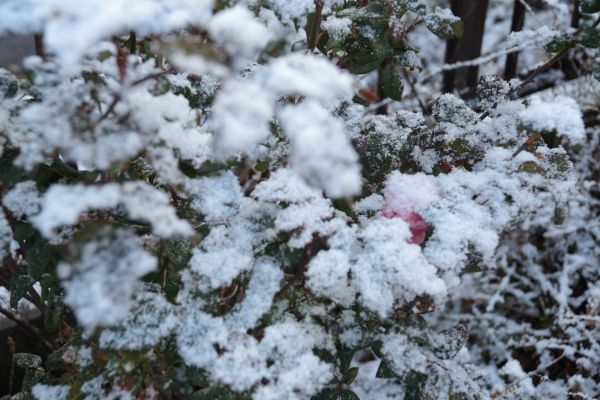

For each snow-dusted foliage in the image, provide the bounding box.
[0,0,599,399]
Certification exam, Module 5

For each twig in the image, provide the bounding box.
[362,98,394,115]
[480,14,600,121]
[517,0,543,26]
[424,45,530,80]
[402,69,428,114]
[129,31,137,55]
[0,304,54,350]
[33,33,45,59]
[130,70,171,87]
[308,1,324,51]
[7,336,15,394]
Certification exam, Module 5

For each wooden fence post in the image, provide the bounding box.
[443,0,490,98]
[504,0,526,80]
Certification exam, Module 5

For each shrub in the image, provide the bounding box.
[0,1,598,399]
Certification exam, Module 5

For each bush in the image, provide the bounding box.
[0,1,599,399]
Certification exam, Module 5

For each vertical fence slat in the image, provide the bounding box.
[443,0,490,98]
[504,0,526,80]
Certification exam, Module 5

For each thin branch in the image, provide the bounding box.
[91,94,121,130]
[308,1,324,51]
[130,70,171,86]
[480,14,600,121]
[402,69,428,114]
[424,45,530,81]
[33,33,45,59]
[517,0,543,26]
[129,31,137,55]
[0,304,54,350]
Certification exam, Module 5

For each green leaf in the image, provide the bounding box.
[21,368,47,392]
[544,34,576,53]
[190,385,239,400]
[311,388,339,400]
[580,27,600,48]
[355,135,393,183]
[341,4,389,24]
[403,371,428,400]
[13,222,35,241]
[594,64,600,81]
[341,367,359,384]
[14,353,43,369]
[375,360,396,378]
[339,390,361,400]
[0,147,26,190]
[9,275,34,309]
[345,51,381,74]
[553,204,567,225]
[379,63,404,101]
[337,345,356,374]
[425,9,463,39]
[23,237,57,281]
[392,50,423,71]
[581,0,600,13]
[44,290,65,332]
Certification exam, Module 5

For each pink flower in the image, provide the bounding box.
[382,172,439,244]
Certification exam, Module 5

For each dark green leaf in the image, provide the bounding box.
[311,388,339,400]
[345,51,381,74]
[553,205,567,225]
[580,27,600,48]
[375,360,396,378]
[337,346,356,374]
[425,10,463,39]
[404,371,428,400]
[14,353,43,369]
[392,50,423,71]
[379,64,404,101]
[339,390,361,400]
[594,64,600,81]
[21,369,47,392]
[0,148,26,190]
[44,290,65,332]
[581,0,600,13]
[13,222,35,241]
[342,367,359,384]
[9,275,34,309]
[24,237,57,281]
[190,385,238,400]
[544,34,576,53]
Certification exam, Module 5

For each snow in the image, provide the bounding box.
[209,6,269,67]
[268,0,314,24]
[264,53,354,106]
[225,258,283,331]
[0,209,13,260]
[33,182,193,238]
[0,0,596,398]
[306,249,356,306]
[186,172,244,222]
[32,384,70,400]
[352,217,447,317]
[322,16,352,42]
[2,181,41,219]
[279,101,362,198]
[0,0,215,74]
[57,228,157,331]
[519,96,586,144]
[99,284,179,349]
[211,80,274,159]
